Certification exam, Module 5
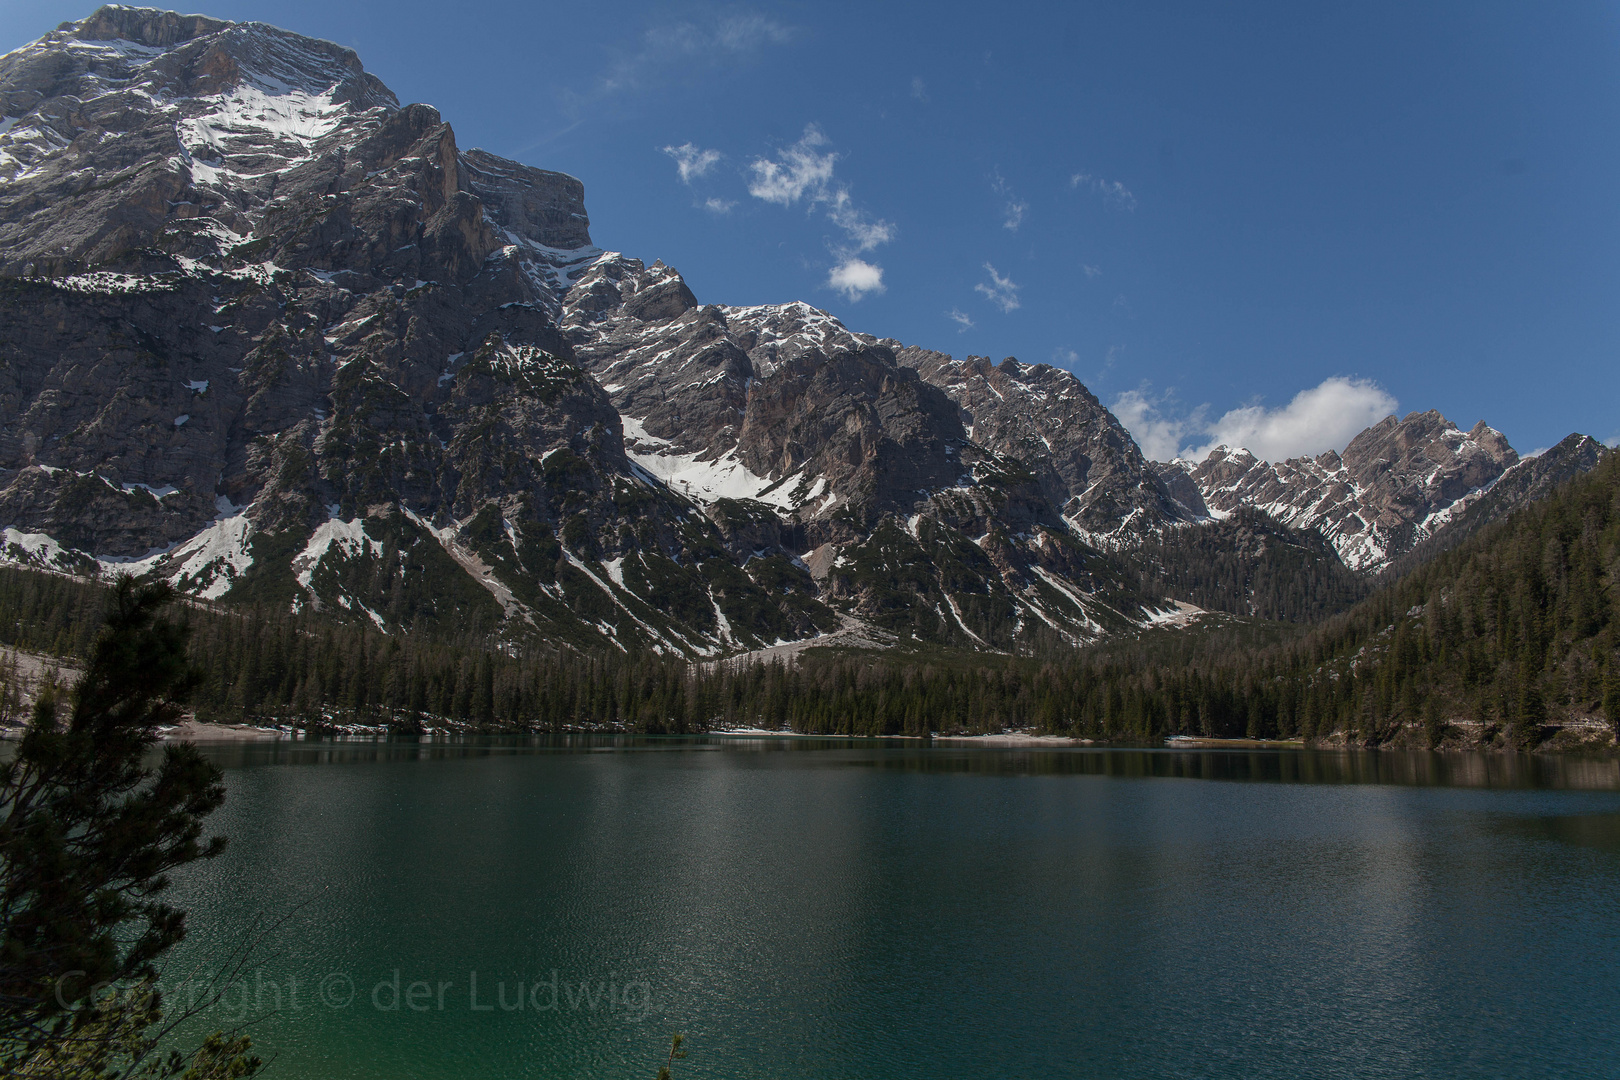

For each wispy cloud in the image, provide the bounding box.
[704,197,736,214]
[974,263,1021,313]
[530,11,797,150]
[910,76,928,102]
[601,12,795,96]
[747,125,838,205]
[1082,264,1102,280]
[1053,347,1079,367]
[825,188,895,251]
[1112,377,1399,462]
[947,307,975,332]
[1100,344,1121,377]
[662,143,722,183]
[749,124,896,301]
[991,170,1028,231]
[1070,171,1137,211]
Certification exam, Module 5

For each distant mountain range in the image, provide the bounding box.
[0,7,1608,655]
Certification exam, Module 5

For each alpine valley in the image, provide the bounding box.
[0,6,1610,660]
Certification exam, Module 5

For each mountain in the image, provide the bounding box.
[1159,411,1522,573]
[0,7,1173,655]
[1378,432,1612,581]
[890,348,1196,542]
[1,7,1605,660]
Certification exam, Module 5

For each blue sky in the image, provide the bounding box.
[6,1,1618,458]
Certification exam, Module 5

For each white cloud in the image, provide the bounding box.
[1070,171,1137,211]
[662,143,721,184]
[1111,389,1202,463]
[747,125,837,205]
[911,76,929,102]
[748,124,896,298]
[974,263,1020,313]
[947,307,975,332]
[1053,347,1079,367]
[828,258,884,301]
[704,197,736,214]
[1199,378,1398,461]
[1096,180,1136,211]
[1083,264,1102,279]
[1111,377,1400,463]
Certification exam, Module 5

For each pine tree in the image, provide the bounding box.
[1422,692,1444,750]
[1514,663,1547,751]
[0,577,257,1076]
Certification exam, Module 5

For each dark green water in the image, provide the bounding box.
[164,738,1620,1079]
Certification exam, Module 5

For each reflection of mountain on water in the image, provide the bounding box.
[193,737,1620,791]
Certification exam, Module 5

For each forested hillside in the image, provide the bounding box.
[0,453,1614,746]
[1120,508,1369,623]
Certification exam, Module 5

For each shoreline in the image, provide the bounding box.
[1165,736,1307,749]
[159,720,289,741]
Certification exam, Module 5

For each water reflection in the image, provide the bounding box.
[195,737,1620,791]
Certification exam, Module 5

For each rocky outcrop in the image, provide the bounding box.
[560,269,1153,640]
[0,8,845,652]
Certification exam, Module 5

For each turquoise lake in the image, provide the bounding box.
[166,739,1620,1079]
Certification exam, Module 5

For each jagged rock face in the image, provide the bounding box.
[0,7,1167,654]
[1172,411,1520,572]
[893,347,1190,540]
[560,264,1162,546]
[557,259,1153,643]
[1380,433,1612,579]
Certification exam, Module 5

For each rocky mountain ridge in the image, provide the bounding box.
[0,7,1606,657]
[1156,413,1611,575]
[0,7,1170,655]
[1159,412,1521,572]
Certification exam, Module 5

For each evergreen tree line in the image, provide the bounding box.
[0,452,1614,744]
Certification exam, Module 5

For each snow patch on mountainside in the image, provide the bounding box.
[150,502,255,599]
[292,512,377,591]
[622,416,800,509]
[0,497,256,599]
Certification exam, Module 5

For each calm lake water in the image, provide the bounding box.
[165,738,1620,1079]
